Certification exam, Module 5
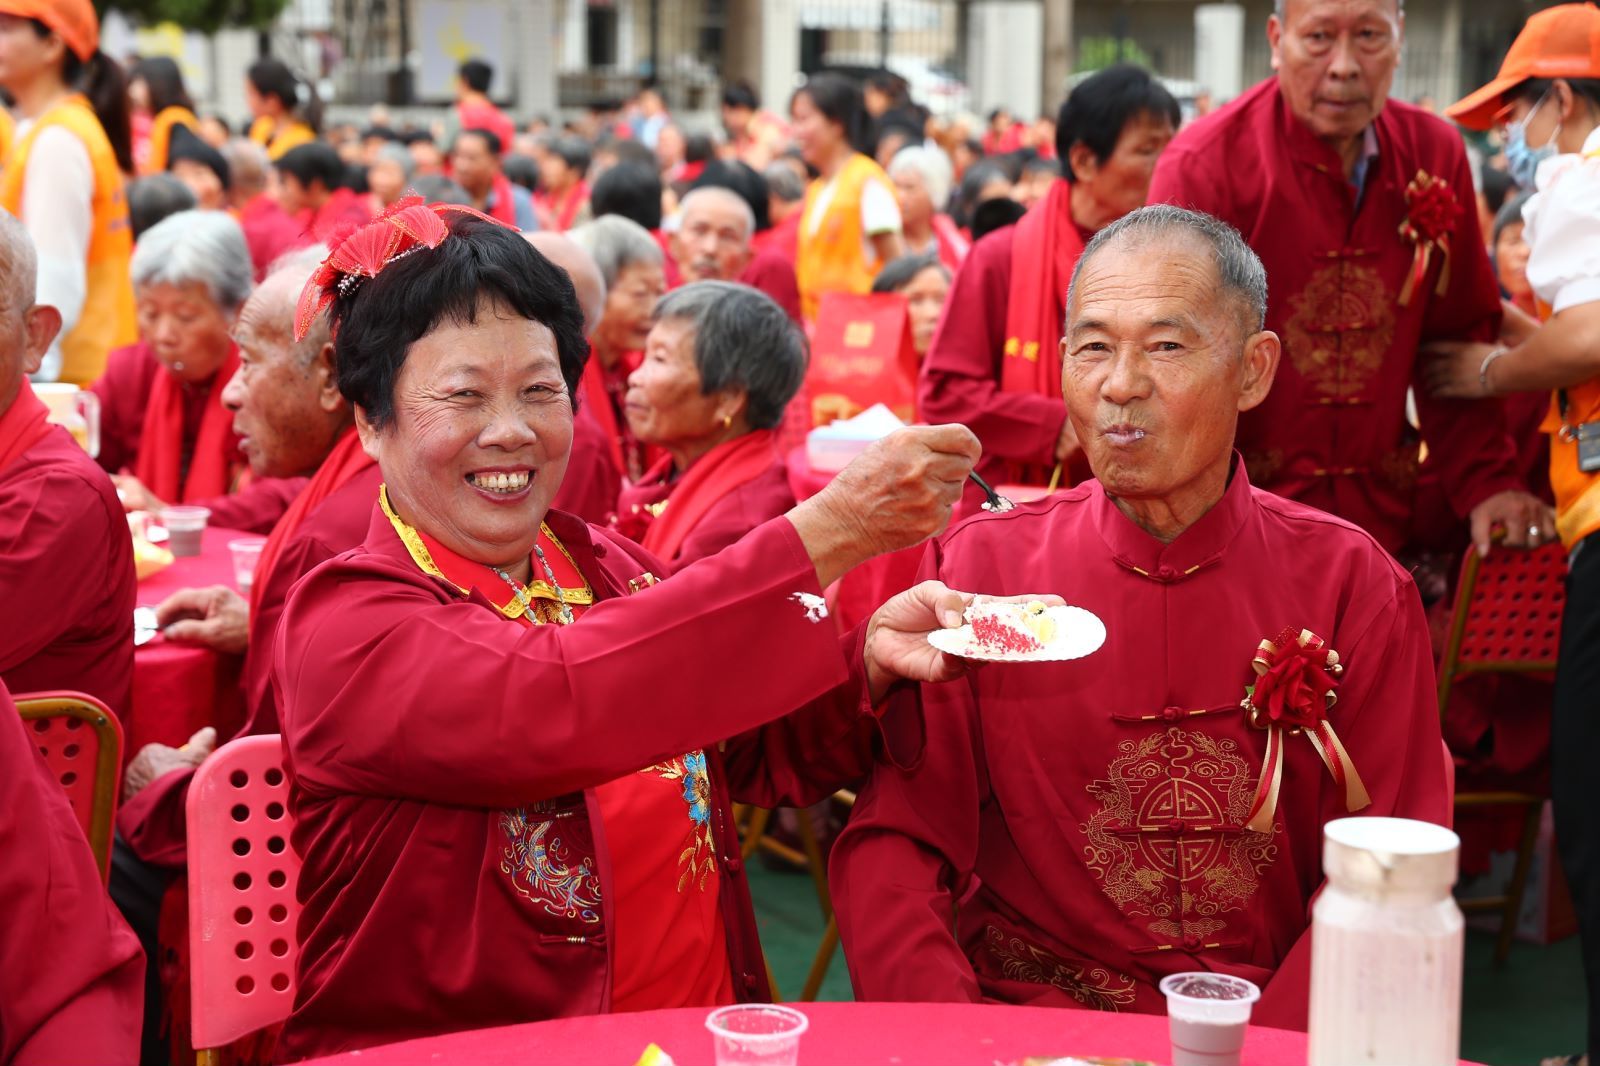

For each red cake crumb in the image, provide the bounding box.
[971,614,1043,654]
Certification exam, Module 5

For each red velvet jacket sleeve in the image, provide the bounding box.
[1411,138,1522,519]
[277,517,863,808]
[828,542,987,1003]
[916,229,1066,467]
[0,689,143,1066]
[194,475,308,535]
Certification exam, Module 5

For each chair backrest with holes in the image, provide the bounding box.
[15,691,124,882]
[186,734,300,1052]
[1437,542,1569,713]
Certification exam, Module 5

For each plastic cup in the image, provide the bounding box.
[228,538,266,593]
[1161,972,1261,1066]
[160,506,210,557]
[705,1004,808,1066]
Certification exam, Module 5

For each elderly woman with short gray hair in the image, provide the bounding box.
[92,209,293,529]
[615,281,805,567]
[889,144,968,270]
[569,214,668,479]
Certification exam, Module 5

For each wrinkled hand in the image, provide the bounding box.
[1469,490,1559,557]
[1054,416,1081,463]
[1421,340,1497,399]
[864,582,1066,704]
[791,425,981,588]
[155,585,250,654]
[122,727,216,801]
[112,473,166,514]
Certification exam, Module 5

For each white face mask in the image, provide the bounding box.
[1504,90,1560,189]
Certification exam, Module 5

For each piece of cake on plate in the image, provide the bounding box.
[968,600,1057,655]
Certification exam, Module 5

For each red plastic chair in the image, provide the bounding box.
[14,691,124,882]
[186,734,300,1066]
[1436,541,1568,966]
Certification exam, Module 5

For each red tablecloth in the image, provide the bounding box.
[297,1001,1310,1066]
[128,525,249,764]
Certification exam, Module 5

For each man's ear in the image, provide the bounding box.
[21,305,62,376]
[311,341,341,413]
[1238,329,1281,413]
[1067,142,1099,185]
[1267,14,1284,72]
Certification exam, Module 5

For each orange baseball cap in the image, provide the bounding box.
[1446,2,1600,130]
[0,0,98,62]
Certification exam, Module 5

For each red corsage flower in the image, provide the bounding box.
[1397,170,1461,306]
[1244,630,1341,733]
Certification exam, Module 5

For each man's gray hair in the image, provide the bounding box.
[1068,204,1268,334]
[567,214,663,290]
[131,209,254,312]
[889,145,954,212]
[221,139,271,196]
[261,244,332,361]
[1274,0,1402,18]
[763,161,806,204]
[653,280,806,431]
[678,186,756,242]
[373,142,416,181]
[0,209,37,315]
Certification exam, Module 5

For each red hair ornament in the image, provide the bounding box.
[293,196,516,341]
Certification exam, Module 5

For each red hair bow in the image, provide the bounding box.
[294,196,516,340]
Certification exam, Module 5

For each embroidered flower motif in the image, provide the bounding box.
[643,753,718,893]
[682,751,712,825]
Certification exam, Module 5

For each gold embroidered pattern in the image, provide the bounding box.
[498,808,602,924]
[1080,728,1277,939]
[1281,262,1397,398]
[982,926,1138,1011]
[641,753,717,892]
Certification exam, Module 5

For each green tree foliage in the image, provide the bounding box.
[1075,36,1154,72]
[98,0,289,34]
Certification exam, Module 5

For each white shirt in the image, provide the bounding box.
[1523,125,1600,315]
[15,118,94,382]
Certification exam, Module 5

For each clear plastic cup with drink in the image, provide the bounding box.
[229,538,266,593]
[160,506,210,558]
[1160,971,1261,1066]
[705,1004,808,1066]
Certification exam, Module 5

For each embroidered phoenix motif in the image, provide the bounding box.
[498,807,602,924]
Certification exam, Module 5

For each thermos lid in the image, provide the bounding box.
[1323,816,1460,891]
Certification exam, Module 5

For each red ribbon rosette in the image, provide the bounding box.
[1241,628,1371,833]
[1396,170,1460,307]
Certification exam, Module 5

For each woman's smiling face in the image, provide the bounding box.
[358,295,575,576]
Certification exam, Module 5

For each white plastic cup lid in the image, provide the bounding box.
[1160,972,1261,1024]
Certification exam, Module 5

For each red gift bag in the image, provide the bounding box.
[806,291,918,426]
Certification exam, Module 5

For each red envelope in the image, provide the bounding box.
[806,291,918,427]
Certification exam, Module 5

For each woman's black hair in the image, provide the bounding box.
[503,153,539,192]
[248,58,323,135]
[274,142,347,191]
[722,80,758,111]
[131,56,193,114]
[330,214,589,429]
[33,21,133,172]
[792,72,874,156]
[952,160,1011,228]
[871,251,948,294]
[590,161,662,230]
[1055,63,1179,179]
[689,159,771,231]
[1506,77,1600,115]
[684,131,715,165]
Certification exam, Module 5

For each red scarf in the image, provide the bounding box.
[538,181,589,232]
[622,429,777,563]
[0,380,55,473]
[134,346,241,504]
[485,171,518,227]
[931,213,970,270]
[580,362,628,475]
[1002,179,1084,400]
[250,427,374,615]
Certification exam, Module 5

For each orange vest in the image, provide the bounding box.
[0,96,136,385]
[142,105,199,175]
[249,115,315,160]
[0,109,13,169]
[796,152,893,321]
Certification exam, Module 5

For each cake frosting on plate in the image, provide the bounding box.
[968,601,1057,654]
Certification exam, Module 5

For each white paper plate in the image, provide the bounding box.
[927,604,1107,663]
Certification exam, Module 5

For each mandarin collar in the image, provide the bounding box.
[1274,80,1391,176]
[1090,455,1255,584]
